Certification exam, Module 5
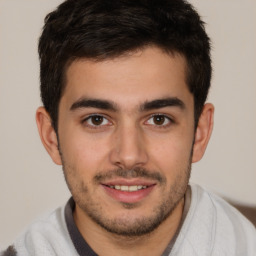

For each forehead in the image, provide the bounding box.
[61,47,192,110]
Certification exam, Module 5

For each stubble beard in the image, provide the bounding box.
[61,157,191,238]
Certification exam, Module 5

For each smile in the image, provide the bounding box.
[102,182,156,204]
[108,185,148,192]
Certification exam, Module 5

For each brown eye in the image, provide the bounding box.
[91,115,104,125]
[145,114,172,127]
[84,115,110,127]
[153,115,166,125]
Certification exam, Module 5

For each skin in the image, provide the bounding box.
[36,46,214,255]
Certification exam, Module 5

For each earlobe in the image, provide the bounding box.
[192,103,214,163]
[36,107,62,165]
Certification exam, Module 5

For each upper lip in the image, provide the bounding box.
[101,178,157,187]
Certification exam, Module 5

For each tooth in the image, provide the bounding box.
[120,185,128,191]
[111,185,148,191]
[129,186,138,192]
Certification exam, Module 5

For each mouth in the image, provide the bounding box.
[106,185,149,192]
[101,181,156,204]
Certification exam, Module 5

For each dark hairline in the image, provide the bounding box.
[39,0,211,132]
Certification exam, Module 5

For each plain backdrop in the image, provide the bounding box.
[0,0,255,249]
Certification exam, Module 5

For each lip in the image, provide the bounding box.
[102,178,156,187]
[101,179,156,204]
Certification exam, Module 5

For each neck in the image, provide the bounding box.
[74,197,185,256]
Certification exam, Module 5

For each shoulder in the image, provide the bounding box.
[172,184,256,256]
[191,184,255,234]
[1,204,78,256]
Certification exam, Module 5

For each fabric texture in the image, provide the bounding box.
[169,184,256,255]
[1,184,255,256]
[1,207,79,256]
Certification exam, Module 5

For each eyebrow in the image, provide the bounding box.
[141,97,185,111]
[70,97,185,112]
[70,98,117,111]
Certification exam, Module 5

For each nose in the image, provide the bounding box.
[109,123,148,170]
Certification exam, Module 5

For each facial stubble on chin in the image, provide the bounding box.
[60,150,192,237]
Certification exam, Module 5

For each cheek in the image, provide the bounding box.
[60,130,111,173]
[148,132,193,172]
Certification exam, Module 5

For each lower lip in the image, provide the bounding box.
[102,185,155,204]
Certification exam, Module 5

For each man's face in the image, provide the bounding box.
[57,47,195,236]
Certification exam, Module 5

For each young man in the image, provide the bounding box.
[2,0,256,255]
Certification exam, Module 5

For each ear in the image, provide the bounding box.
[36,107,62,165]
[192,103,214,163]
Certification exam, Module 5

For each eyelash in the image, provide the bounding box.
[145,114,174,128]
[82,113,174,129]
[82,114,112,129]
